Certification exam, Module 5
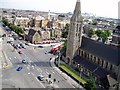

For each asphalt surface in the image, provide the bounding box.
[1,23,75,88]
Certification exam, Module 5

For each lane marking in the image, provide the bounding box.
[35,77,45,88]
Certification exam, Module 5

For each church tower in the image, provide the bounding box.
[66,0,83,65]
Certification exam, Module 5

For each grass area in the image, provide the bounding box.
[59,63,87,85]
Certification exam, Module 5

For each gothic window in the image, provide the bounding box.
[76,24,79,32]
[110,64,113,71]
[105,62,108,69]
[98,58,100,65]
[101,60,104,67]
[76,33,77,37]
[84,52,87,58]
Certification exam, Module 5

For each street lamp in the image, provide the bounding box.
[78,64,81,88]
[57,50,60,66]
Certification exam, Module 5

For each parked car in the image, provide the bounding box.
[37,75,44,81]
[16,66,23,71]
[18,51,22,54]
[38,46,43,48]
[25,43,29,46]
[22,59,27,64]
[20,44,26,49]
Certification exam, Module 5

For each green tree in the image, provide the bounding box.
[95,30,103,37]
[104,30,111,37]
[62,40,67,51]
[64,23,70,31]
[2,19,9,26]
[18,28,24,34]
[101,32,108,40]
[109,21,114,26]
[11,16,15,18]
[85,78,96,90]
[61,31,68,38]
[88,28,95,37]
[92,19,98,25]
[62,23,70,38]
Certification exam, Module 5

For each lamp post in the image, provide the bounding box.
[58,50,60,66]
[78,64,81,88]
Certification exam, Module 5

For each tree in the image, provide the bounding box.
[85,78,96,90]
[3,10,7,13]
[64,23,70,31]
[88,28,95,37]
[2,19,9,26]
[104,30,111,37]
[62,40,67,51]
[109,21,114,26]
[11,16,15,18]
[92,19,98,25]
[95,30,103,37]
[18,28,24,34]
[61,31,68,38]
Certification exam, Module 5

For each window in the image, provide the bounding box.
[110,64,113,71]
[76,24,79,32]
[106,62,108,69]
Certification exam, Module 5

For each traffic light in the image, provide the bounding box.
[48,74,51,78]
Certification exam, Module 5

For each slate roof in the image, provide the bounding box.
[80,36,120,66]
[28,29,36,36]
[73,55,110,79]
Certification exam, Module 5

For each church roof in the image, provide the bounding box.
[73,55,110,79]
[80,37,120,66]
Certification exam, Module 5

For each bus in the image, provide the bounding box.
[50,43,64,54]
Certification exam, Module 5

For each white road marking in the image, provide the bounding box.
[37,68,42,72]
[28,73,30,74]
[35,77,45,88]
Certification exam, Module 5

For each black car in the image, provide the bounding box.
[37,75,44,81]
[38,46,43,48]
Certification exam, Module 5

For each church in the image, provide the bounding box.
[66,0,120,89]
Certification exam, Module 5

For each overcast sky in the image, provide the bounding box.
[0,0,119,18]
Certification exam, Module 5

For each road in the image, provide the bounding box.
[1,23,75,88]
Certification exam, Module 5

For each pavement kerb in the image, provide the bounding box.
[2,51,12,68]
[49,57,84,89]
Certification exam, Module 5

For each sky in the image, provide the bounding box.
[0,0,119,19]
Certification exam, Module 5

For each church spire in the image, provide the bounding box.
[71,0,81,21]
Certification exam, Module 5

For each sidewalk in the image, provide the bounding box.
[24,41,64,47]
[50,57,84,89]
[0,26,12,69]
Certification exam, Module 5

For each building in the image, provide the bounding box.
[27,28,50,44]
[14,17,30,28]
[27,29,42,44]
[111,25,120,47]
[66,0,120,89]
[51,29,62,38]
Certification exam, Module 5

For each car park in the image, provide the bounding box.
[16,66,23,71]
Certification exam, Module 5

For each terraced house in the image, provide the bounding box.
[66,0,120,89]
